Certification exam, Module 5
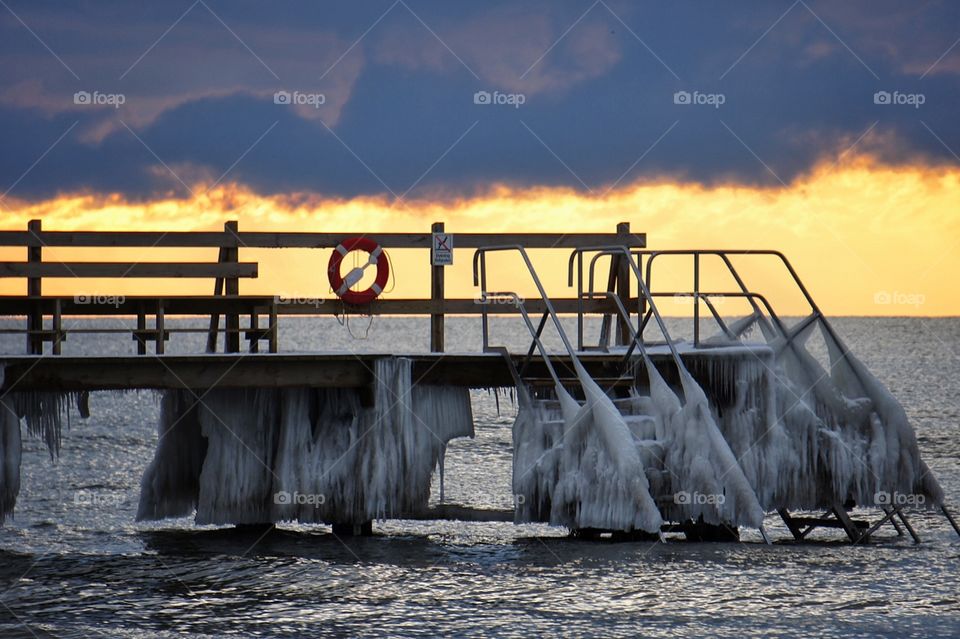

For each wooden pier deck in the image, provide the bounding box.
[0,347,770,393]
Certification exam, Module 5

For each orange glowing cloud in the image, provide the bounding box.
[1,154,958,316]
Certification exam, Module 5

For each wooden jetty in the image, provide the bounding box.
[0,219,956,544]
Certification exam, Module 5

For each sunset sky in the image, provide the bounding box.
[1,1,958,315]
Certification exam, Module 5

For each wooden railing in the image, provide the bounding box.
[0,220,645,355]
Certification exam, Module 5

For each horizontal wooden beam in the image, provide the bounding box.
[0,295,625,316]
[0,353,597,391]
[0,262,258,278]
[0,349,771,392]
[0,231,645,250]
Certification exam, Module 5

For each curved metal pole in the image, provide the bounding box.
[479,291,563,388]
[474,245,577,358]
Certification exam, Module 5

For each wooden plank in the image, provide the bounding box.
[0,262,258,278]
[0,354,373,391]
[0,295,625,317]
[0,352,661,392]
[0,231,646,250]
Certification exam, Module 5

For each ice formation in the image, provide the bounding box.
[0,310,944,536]
[544,360,664,533]
[137,357,474,525]
[0,400,21,521]
[0,390,79,522]
[513,315,943,533]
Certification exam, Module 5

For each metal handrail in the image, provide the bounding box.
[635,250,821,315]
[472,245,578,358]
[570,249,827,348]
[566,246,686,370]
[474,292,563,388]
[579,291,651,366]
[635,291,791,345]
[640,250,827,344]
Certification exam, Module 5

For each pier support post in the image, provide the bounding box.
[27,219,42,354]
[832,502,866,543]
[942,505,960,539]
[224,221,240,353]
[430,221,445,353]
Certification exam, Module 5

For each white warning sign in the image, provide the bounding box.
[431,233,453,266]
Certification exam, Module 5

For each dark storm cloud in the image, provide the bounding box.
[0,0,958,202]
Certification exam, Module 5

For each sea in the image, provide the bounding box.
[0,316,958,638]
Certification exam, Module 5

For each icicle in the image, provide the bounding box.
[138,357,475,526]
[0,399,22,522]
[512,359,664,534]
[438,443,446,502]
[136,391,207,521]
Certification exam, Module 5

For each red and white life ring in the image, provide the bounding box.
[327,237,390,305]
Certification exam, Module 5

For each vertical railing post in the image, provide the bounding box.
[430,221,445,352]
[206,244,226,353]
[479,252,489,351]
[156,301,165,355]
[249,311,259,353]
[52,299,62,355]
[224,220,240,353]
[136,306,146,355]
[693,252,700,347]
[637,252,646,342]
[27,219,42,354]
[268,300,278,354]
[615,221,631,346]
